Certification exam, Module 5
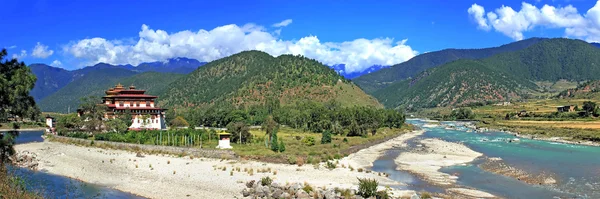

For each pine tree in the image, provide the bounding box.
[270,129,279,152]
[278,140,285,153]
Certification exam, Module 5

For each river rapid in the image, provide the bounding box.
[372,119,600,199]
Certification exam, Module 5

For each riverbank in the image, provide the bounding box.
[473,122,600,147]
[15,138,417,199]
[394,138,483,186]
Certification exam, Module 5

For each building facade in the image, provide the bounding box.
[102,83,167,130]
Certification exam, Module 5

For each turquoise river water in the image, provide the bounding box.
[372,119,600,199]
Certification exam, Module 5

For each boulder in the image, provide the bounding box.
[296,190,310,199]
[272,189,284,198]
[241,188,251,197]
[410,193,421,199]
[290,183,303,191]
[281,192,291,199]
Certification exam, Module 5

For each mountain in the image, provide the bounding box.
[38,69,184,113]
[29,57,205,103]
[354,38,547,93]
[159,51,382,109]
[29,64,76,101]
[134,57,206,74]
[373,59,536,109]
[558,80,600,99]
[375,38,600,109]
[330,64,389,79]
[591,43,600,48]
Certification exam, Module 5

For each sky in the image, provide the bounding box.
[2,0,600,72]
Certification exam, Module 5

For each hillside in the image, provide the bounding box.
[29,64,76,101]
[373,59,536,109]
[29,57,205,103]
[375,38,600,109]
[558,80,600,99]
[159,51,382,109]
[354,38,546,93]
[39,70,184,113]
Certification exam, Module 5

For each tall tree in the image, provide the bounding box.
[261,115,278,147]
[0,49,39,122]
[79,96,106,132]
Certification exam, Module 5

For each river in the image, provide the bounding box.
[372,119,600,198]
[12,131,145,199]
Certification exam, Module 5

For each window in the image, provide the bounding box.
[146,101,150,107]
[119,101,124,107]
[137,101,140,107]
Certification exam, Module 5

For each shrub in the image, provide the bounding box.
[271,130,279,152]
[296,157,305,166]
[302,182,313,193]
[376,190,390,199]
[260,176,273,186]
[287,156,297,164]
[278,140,286,152]
[357,178,378,198]
[325,161,336,170]
[321,130,332,144]
[342,138,348,143]
[333,153,342,159]
[302,136,315,146]
[420,192,432,199]
[306,156,314,164]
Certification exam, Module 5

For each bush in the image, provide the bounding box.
[321,130,332,144]
[302,182,313,193]
[260,176,273,186]
[278,140,285,152]
[357,178,378,198]
[302,136,315,146]
[326,161,336,170]
[66,132,90,139]
[420,192,432,199]
[287,155,297,164]
[342,138,348,143]
[376,189,390,199]
[270,129,279,152]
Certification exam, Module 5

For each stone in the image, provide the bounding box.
[272,182,282,189]
[324,190,336,199]
[290,183,303,191]
[241,188,251,197]
[296,190,310,199]
[281,192,291,199]
[272,189,284,198]
[410,193,421,199]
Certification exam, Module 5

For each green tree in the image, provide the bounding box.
[227,122,251,144]
[278,139,285,152]
[56,113,82,131]
[583,101,596,116]
[105,118,128,133]
[0,124,19,167]
[270,129,279,152]
[321,130,332,144]
[0,49,39,122]
[170,116,189,128]
[79,96,106,132]
[120,108,133,128]
[262,115,278,147]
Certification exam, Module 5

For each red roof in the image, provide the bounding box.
[114,107,164,110]
[104,94,157,98]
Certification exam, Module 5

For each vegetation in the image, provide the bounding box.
[260,176,272,186]
[0,49,40,122]
[354,38,546,93]
[159,51,381,109]
[38,71,184,113]
[357,178,378,198]
[374,38,600,110]
[170,116,189,128]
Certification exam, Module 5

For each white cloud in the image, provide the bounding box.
[468,1,600,41]
[8,45,17,49]
[11,50,27,59]
[31,42,54,58]
[51,60,62,67]
[272,19,293,27]
[66,23,418,73]
[468,4,490,31]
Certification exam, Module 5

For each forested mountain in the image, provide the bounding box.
[375,38,600,110]
[330,64,389,79]
[354,38,547,93]
[159,50,382,109]
[39,70,184,113]
[29,64,76,101]
[29,57,204,103]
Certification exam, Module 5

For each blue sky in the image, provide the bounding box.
[2,0,600,72]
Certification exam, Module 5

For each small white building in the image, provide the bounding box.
[216,131,232,149]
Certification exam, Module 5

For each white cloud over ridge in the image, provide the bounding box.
[32,42,54,58]
[66,23,418,73]
[51,60,62,67]
[468,1,600,41]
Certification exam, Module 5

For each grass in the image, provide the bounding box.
[0,169,44,199]
[230,125,412,164]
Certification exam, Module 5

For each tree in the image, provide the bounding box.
[56,113,83,130]
[79,96,106,132]
[0,49,39,122]
[0,124,19,167]
[227,122,251,144]
[583,101,596,116]
[262,115,278,147]
[119,108,133,128]
[170,116,189,128]
[105,118,128,133]
[270,129,279,152]
[321,130,332,144]
[278,139,285,152]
